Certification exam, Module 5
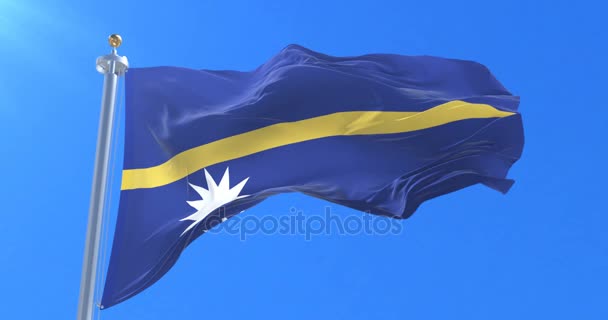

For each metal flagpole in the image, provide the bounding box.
[77,34,128,320]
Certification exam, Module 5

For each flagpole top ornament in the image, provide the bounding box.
[96,34,128,76]
[109,34,122,48]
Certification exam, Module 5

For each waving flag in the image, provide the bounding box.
[101,44,524,308]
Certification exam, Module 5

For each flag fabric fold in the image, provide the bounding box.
[101,44,524,308]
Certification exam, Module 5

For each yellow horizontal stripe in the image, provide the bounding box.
[121,100,515,190]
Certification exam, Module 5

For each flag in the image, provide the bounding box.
[101,44,524,308]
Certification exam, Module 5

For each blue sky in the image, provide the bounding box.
[1,0,606,319]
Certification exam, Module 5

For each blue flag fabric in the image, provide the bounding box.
[101,45,524,308]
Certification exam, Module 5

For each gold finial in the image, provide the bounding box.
[108,34,122,48]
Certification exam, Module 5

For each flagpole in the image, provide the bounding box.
[77,34,128,320]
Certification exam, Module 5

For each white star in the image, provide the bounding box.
[180,167,249,236]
